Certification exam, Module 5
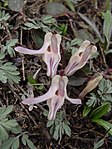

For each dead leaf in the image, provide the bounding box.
[8,0,24,12]
[79,74,103,98]
[45,2,68,16]
[68,76,87,86]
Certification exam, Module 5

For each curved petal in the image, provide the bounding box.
[51,34,61,53]
[64,42,97,76]
[62,76,82,104]
[76,40,90,54]
[47,95,64,120]
[64,40,90,76]
[43,33,61,77]
[71,45,97,73]
[15,32,52,55]
[43,52,61,77]
[22,75,60,105]
[66,96,82,104]
[22,91,52,105]
[15,46,42,55]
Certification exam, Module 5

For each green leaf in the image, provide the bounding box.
[47,120,54,127]
[25,138,36,149]
[78,12,103,43]
[0,125,9,141]
[94,138,104,149]
[78,29,96,43]
[86,93,99,107]
[0,11,10,21]
[22,134,36,149]
[2,120,18,129]
[27,74,37,85]
[21,135,27,146]
[10,125,21,134]
[24,22,40,30]
[5,39,18,57]
[102,10,112,49]
[41,15,56,24]
[0,118,8,124]
[53,124,60,140]
[0,70,7,83]
[105,49,112,54]
[91,102,110,120]
[93,119,112,135]
[43,110,48,117]
[31,30,44,49]
[6,39,18,47]
[68,76,87,87]
[50,125,54,135]
[0,52,5,60]
[11,138,19,149]
[66,38,83,52]
[1,137,15,149]
[63,123,71,136]
[0,105,13,118]
[0,62,20,83]
[83,105,92,117]
[65,0,75,11]
[106,0,111,11]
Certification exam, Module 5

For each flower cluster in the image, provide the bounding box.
[15,32,97,120]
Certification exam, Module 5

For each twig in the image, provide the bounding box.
[7,84,38,126]
[3,22,12,39]
[16,84,46,111]
[99,45,108,70]
[20,27,23,45]
[22,56,25,80]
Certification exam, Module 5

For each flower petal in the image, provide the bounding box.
[62,76,82,104]
[64,40,90,76]
[47,95,64,120]
[22,75,60,105]
[66,96,82,104]
[22,91,53,105]
[73,45,97,72]
[76,40,90,54]
[50,34,61,53]
[15,32,52,55]
[43,52,61,77]
[43,33,61,77]
[64,41,97,76]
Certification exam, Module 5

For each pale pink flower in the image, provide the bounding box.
[22,75,81,120]
[15,32,61,77]
[64,40,97,76]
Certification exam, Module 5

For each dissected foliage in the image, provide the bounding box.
[87,78,112,107]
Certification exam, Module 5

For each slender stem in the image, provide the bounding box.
[3,22,12,39]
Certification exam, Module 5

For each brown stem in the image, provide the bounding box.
[3,22,12,39]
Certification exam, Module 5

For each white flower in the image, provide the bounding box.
[64,40,97,76]
[22,75,81,120]
[15,32,61,77]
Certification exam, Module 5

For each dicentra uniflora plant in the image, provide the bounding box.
[0,0,112,147]
[15,31,97,140]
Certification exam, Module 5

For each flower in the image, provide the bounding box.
[22,75,81,120]
[64,40,97,76]
[15,32,61,77]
